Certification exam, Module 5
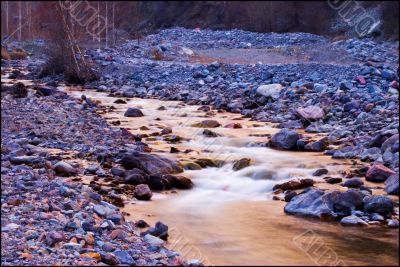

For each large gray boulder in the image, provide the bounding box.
[284,188,365,220]
[270,129,301,150]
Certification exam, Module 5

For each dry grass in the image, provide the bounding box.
[1,46,11,60]
[8,48,28,60]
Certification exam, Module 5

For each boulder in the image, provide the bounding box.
[365,163,395,182]
[134,184,152,200]
[363,195,393,216]
[124,108,144,117]
[120,152,183,174]
[385,173,399,195]
[284,188,365,220]
[270,129,300,150]
[296,106,325,121]
[53,161,76,176]
[256,84,283,100]
[304,137,329,152]
[342,178,364,188]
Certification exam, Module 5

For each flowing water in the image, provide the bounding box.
[63,88,399,266]
[2,66,398,265]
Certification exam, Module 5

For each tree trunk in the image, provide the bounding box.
[18,1,22,41]
[105,1,108,48]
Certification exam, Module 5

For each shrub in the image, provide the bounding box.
[1,46,11,60]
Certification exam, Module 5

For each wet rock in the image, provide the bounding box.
[324,177,342,184]
[256,84,283,100]
[202,129,219,137]
[284,188,365,220]
[161,127,172,135]
[171,176,194,189]
[191,120,221,128]
[124,108,144,117]
[224,123,242,129]
[182,162,202,170]
[296,106,325,121]
[146,221,169,240]
[342,178,364,188]
[53,161,76,176]
[135,219,149,228]
[365,163,395,182]
[340,215,368,226]
[134,184,153,200]
[120,152,183,174]
[313,168,328,176]
[273,178,314,191]
[363,195,393,216]
[284,190,297,202]
[385,173,399,195]
[195,158,221,168]
[232,158,251,171]
[270,129,300,150]
[114,99,127,104]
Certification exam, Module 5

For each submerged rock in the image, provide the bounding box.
[232,158,251,171]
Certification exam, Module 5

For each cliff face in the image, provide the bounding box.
[133,1,399,39]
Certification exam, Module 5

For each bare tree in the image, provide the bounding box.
[18,1,22,41]
[6,1,9,36]
[97,1,100,51]
[112,1,116,45]
[105,1,108,48]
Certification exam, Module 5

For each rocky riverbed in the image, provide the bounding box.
[1,27,399,265]
[1,71,198,265]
